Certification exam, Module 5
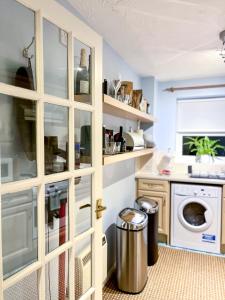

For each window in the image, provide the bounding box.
[176,98,225,161]
[182,136,225,157]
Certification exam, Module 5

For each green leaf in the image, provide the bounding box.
[185,136,224,158]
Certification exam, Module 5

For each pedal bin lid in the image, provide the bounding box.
[117,207,148,231]
[135,197,159,214]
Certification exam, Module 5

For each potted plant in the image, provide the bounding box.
[184,136,225,163]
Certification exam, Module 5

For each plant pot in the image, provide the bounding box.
[196,155,213,164]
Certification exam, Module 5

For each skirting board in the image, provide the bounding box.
[103,263,116,287]
[158,233,168,244]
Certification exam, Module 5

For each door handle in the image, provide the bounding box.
[95,199,107,219]
[79,204,91,210]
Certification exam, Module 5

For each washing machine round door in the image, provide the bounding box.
[178,197,213,232]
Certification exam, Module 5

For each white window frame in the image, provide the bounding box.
[176,132,225,164]
[175,98,225,164]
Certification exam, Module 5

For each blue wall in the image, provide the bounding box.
[154,76,225,152]
[102,42,142,273]
[103,41,141,89]
[56,0,143,273]
[141,76,155,114]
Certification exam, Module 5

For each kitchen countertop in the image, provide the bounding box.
[136,171,225,185]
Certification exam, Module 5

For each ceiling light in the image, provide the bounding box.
[219,30,225,62]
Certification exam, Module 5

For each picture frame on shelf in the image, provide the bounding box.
[132,89,142,109]
[117,81,133,105]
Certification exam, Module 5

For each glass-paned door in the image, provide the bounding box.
[0,1,103,299]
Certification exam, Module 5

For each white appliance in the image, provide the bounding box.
[171,183,222,254]
[75,235,107,299]
[123,129,145,151]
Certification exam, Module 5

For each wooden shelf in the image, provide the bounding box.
[103,148,155,165]
[74,94,91,103]
[103,94,155,123]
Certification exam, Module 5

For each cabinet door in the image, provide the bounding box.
[137,190,168,235]
[138,179,169,193]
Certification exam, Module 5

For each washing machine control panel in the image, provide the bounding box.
[173,184,221,198]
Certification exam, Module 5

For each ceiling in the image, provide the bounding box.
[68,0,225,81]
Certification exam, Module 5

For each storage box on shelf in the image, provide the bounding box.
[136,179,170,243]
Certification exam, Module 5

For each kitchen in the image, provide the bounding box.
[0,0,225,300]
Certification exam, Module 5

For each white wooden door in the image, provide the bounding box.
[0,0,103,299]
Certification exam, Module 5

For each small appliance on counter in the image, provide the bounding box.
[123,129,145,151]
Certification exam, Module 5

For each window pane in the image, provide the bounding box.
[2,188,38,279]
[75,236,92,299]
[43,19,68,99]
[45,251,69,300]
[4,271,39,300]
[44,103,68,175]
[75,110,92,169]
[0,94,37,183]
[75,175,92,236]
[74,38,92,104]
[45,180,69,254]
[0,0,36,89]
[182,136,225,157]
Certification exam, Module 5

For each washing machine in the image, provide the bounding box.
[171,183,222,254]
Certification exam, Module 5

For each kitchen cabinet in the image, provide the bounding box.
[137,179,170,243]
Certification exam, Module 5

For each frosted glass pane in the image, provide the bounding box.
[75,236,92,299]
[74,38,92,104]
[0,94,37,183]
[45,180,69,254]
[4,272,39,300]
[75,110,92,170]
[45,251,69,300]
[43,19,68,99]
[44,103,68,175]
[75,175,92,237]
[2,188,38,279]
[177,99,225,132]
[0,0,36,89]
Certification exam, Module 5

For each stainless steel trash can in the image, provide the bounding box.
[135,197,159,266]
[116,208,148,294]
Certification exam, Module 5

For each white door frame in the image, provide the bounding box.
[0,0,103,299]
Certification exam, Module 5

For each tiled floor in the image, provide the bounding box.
[103,246,225,300]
